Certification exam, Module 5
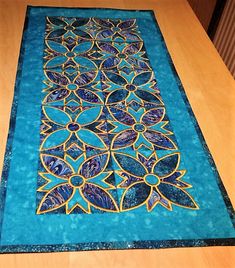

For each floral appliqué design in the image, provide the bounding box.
[37,17,198,214]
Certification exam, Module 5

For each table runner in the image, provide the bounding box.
[0,6,234,253]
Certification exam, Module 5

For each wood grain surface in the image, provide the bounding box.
[0,0,234,267]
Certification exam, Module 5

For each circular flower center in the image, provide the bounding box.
[144,174,160,186]
[133,123,146,133]
[67,83,78,90]
[69,175,85,188]
[125,84,137,91]
[66,51,75,58]
[67,123,80,132]
[117,53,127,59]
[65,25,74,31]
[112,26,120,32]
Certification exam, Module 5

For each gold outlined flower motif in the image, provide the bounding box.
[101,70,162,106]
[93,18,142,41]
[37,16,199,215]
[108,106,177,150]
[43,70,103,106]
[44,39,96,70]
[113,152,198,211]
[37,153,118,214]
[40,106,107,150]
[97,42,150,70]
[46,17,93,40]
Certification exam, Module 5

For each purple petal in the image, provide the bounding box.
[37,184,73,213]
[75,88,103,104]
[163,171,189,188]
[112,130,138,149]
[80,153,109,179]
[93,18,114,28]
[119,172,142,187]
[96,29,114,39]
[82,183,118,211]
[144,130,177,150]
[97,42,119,54]
[121,31,141,41]
[43,88,70,103]
[101,57,120,69]
[118,19,136,29]
[123,42,141,55]
[126,57,150,70]
[41,154,73,178]
[141,108,165,126]
[109,106,135,125]
[147,189,161,211]
[74,71,97,86]
[45,71,69,86]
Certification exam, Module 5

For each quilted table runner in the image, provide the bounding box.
[0,6,234,253]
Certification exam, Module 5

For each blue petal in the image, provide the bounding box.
[133,71,152,86]
[121,182,151,211]
[41,129,70,150]
[46,40,68,53]
[47,17,66,27]
[47,29,66,39]
[72,18,90,27]
[76,129,106,149]
[135,90,162,104]
[106,89,129,104]
[43,106,71,125]
[72,41,93,54]
[153,153,180,177]
[104,71,127,85]
[76,106,101,125]
[45,56,67,68]
[113,153,147,177]
[157,183,198,209]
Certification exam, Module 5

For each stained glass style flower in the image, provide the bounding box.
[40,106,107,150]
[102,70,162,105]
[108,106,177,150]
[43,70,104,106]
[37,153,118,214]
[44,39,97,71]
[37,16,198,215]
[97,42,150,70]
[93,18,142,41]
[113,152,198,211]
[46,17,92,40]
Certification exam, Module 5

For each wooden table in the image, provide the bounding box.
[0,0,234,267]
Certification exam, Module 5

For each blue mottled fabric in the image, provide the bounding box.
[0,6,234,253]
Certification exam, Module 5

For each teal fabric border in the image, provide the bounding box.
[0,6,234,253]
